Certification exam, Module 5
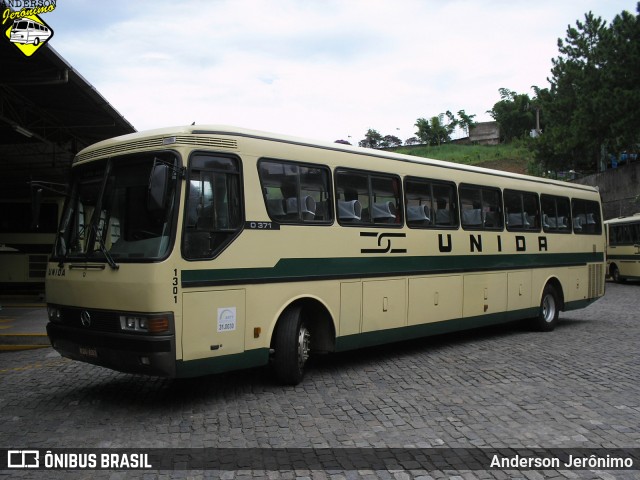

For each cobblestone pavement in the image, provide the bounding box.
[0,283,639,479]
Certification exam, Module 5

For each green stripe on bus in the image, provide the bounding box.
[175,348,270,378]
[181,252,604,287]
[335,308,535,351]
[607,255,640,261]
[336,298,596,352]
[173,298,598,378]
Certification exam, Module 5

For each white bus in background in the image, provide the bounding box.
[10,18,53,46]
[0,198,62,293]
[45,125,606,385]
[605,213,640,282]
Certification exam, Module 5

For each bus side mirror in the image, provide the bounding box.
[148,163,169,212]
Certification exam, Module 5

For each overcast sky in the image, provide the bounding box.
[45,0,635,144]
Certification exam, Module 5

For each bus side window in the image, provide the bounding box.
[182,154,243,259]
[405,178,433,227]
[541,194,571,233]
[504,189,540,231]
[335,169,402,227]
[571,198,602,235]
[460,184,503,230]
[405,177,458,229]
[336,171,370,224]
[258,159,332,224]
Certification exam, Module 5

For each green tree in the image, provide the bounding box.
[415,118,432,145]
[601,7,640,154]
[535,5,640,173]
[488,88,535,142]
[456,109,477,136]
[380,135,402,148]
[415,113,457,146]
[429,115,448,146]
[358,129,383,148]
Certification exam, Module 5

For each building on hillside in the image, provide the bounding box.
[469,121,500,145]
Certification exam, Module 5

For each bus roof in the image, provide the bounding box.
[74,124,600,194]
[604,213,640,225]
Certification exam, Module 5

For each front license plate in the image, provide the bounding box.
[79,347,98,358]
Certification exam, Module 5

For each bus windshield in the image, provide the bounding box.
[53,152,179,264]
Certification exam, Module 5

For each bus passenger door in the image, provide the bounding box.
[182,289,246,361]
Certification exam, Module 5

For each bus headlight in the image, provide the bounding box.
[120,315,145,332]
[119,314,171,334]
[47,305,62,323]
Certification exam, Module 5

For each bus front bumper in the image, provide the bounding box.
[46,323,176,377]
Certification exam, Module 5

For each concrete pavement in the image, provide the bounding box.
[0,296,49,351]
[0,282,639,478]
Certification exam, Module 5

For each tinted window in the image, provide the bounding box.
[404,177,458,228]
[335,169,402,226]
[258,159,332,224]
[183,154,242,259]
[609,223,640,245]
[571,198,602,235]
[504,189,540,231]
[459,184,503,230]
[541,195,571,233]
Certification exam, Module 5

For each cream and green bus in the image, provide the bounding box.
[605,213,640,282]
[1,197,63,293]
[45,125,606,384]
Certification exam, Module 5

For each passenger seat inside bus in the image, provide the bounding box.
[338,200,362,221]
[371,201,396,223]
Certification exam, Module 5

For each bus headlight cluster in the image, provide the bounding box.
[119,314,170,333]
[47,305,63,323]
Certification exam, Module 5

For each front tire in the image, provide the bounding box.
[273,307,311,385]
[532,284,559,332]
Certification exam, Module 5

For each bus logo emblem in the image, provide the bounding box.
[2,6,56,57]
[80,311,91,327]
[360,232,407,254]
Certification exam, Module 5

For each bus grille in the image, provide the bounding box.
[75,135,238,163]
[588,264,604,298]
[75,138,165,162]
[173,135,238,149]
[59,308,121,333]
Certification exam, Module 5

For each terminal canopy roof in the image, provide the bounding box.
[0,40,135,199]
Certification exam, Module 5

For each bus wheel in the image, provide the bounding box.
[611,265,624,283]
[532,284,559,332]
[34,37,40,45]
[273,307,310,385]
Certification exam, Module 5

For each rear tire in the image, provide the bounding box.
[272,307,311,385]
[532,284,559,332]
[612,265,624,284]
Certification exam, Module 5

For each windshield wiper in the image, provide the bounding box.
[91,224,119,270]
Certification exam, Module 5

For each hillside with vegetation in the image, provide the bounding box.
[393,142,534,175]
[357,4,639,178]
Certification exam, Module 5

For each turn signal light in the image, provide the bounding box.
[148,317,170,333]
